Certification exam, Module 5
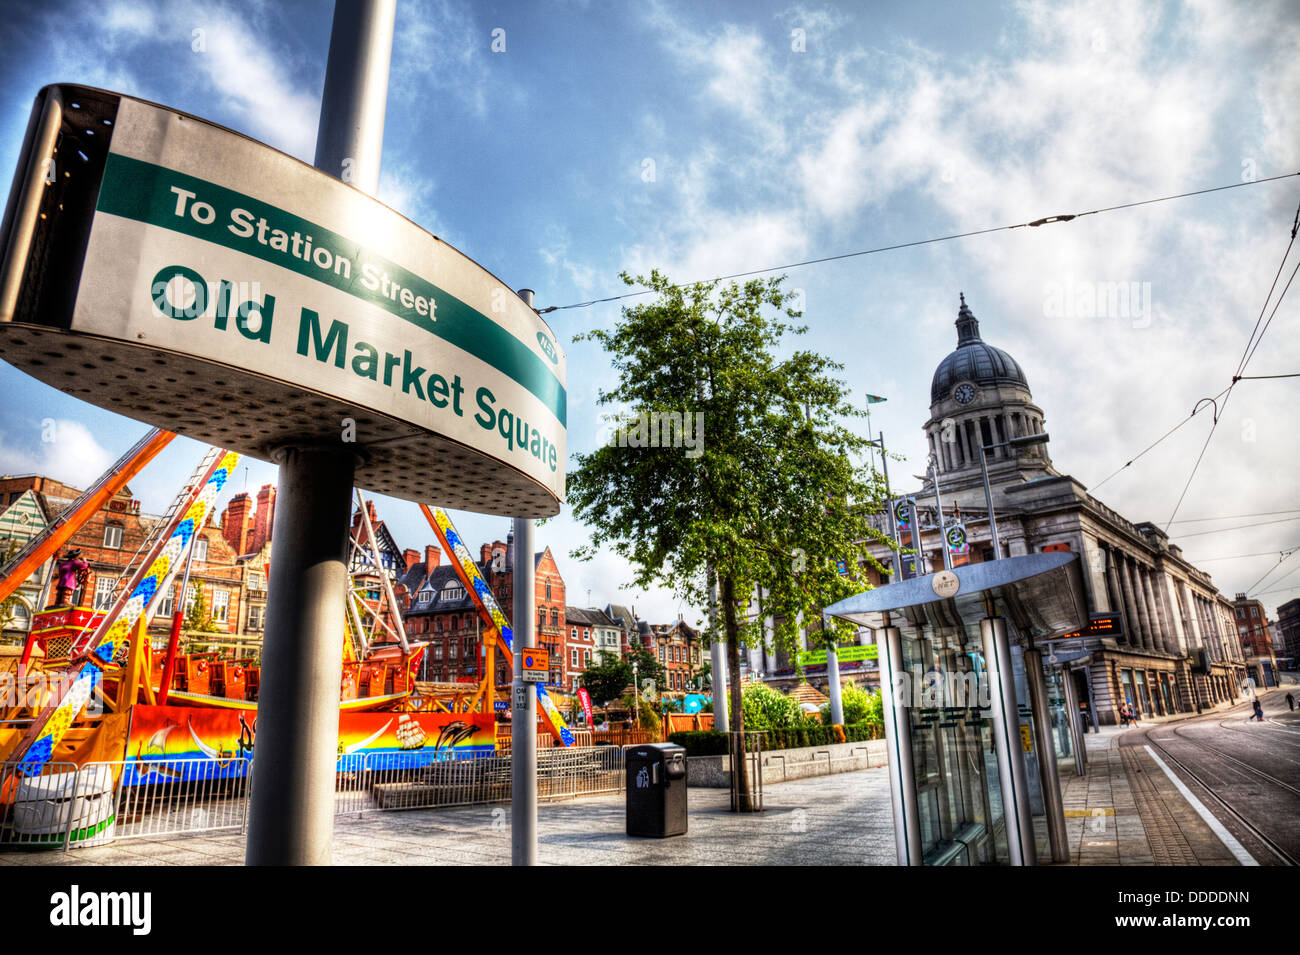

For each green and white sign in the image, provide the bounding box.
[796,644,879,666]
[0,86,566,515]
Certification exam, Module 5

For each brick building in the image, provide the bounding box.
[640,619,702,695]
[1233,592,1278,686]
[399,529,569,688]
[1,472,259,655]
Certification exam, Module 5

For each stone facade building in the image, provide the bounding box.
[856,295,1247,725]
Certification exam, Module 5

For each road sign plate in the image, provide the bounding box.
[0,85,566,516]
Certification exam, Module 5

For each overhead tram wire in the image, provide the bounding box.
[1187,545,1300,563]
[1088,198,1300,501]
[1245,547,1300,595]
[1171,516,1300,539]
[1160,200,1300,532]
[536,171,1300,314]
[1166,509,1300,524]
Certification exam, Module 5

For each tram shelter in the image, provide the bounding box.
[825,551,1090,865]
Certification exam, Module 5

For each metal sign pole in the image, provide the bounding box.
[512,289,539,866]
[707,565,727,727]
[246,0,394,866]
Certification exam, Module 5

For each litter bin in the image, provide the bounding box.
[626,742,687,837]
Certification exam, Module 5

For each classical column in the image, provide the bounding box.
[1138,566,1164,652]
[1119,556,1148,649]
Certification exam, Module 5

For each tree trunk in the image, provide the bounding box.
[720,574,751,811]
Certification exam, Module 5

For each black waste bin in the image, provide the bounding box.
[625,742,688,837]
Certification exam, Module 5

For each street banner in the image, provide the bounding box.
[577,687,593,725]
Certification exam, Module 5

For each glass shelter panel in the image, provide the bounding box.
[899,624,1007,865]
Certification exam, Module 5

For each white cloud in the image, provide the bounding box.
[0,420,114,490]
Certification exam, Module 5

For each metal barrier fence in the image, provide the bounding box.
[112,758,252,841]
[0,761,99,851]
[1,746,626,851]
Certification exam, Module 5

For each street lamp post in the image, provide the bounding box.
[976,433,1050,561]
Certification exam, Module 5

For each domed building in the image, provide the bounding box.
[861,295,1250,725]
[924,294,1056,502]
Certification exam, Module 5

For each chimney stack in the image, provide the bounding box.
[425,544,441,575]
[252,484,276,552]
[403,548,420,571]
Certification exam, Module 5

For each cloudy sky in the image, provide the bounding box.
[0,0,1297,622]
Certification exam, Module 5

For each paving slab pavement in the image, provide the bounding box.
[1,764,897,867]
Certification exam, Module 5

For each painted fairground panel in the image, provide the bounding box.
[123,706,495,784]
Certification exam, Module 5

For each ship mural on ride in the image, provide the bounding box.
[123,705,494,784]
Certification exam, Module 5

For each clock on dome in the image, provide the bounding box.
[953,382,977,405]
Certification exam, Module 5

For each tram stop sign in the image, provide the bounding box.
[0,85,566,517]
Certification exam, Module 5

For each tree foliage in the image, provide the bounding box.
[819,680,881,727]
[578,645,666,706]
[568,270,896,806]
[741,681,811,730]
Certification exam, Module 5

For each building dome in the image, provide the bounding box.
[929,294,1029,404]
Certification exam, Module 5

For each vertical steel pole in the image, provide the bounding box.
[246,0,393,866]
[929,456,952,571]
[981,616,1035,865]
[978,443,1001,559]
[1024,645,1069,862]
[880,623,921,865]
[247,446,359,865]
[512,289,538,866]
[877,433,904,582]
[707,566,727,727]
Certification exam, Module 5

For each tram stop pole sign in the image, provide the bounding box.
[0,84,566,517]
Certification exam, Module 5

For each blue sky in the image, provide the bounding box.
[1,0,1298,622]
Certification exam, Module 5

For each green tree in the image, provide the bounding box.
[741,681,809,730]
[579,655,633,706]
[184,586,221,634]
[625,644,666,695]
[569,270,894,810]
[819,679,877,726]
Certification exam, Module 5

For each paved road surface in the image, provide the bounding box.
[1123,683,1300,865]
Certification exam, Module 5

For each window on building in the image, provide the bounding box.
[659,646,665,662]
[435,618,443,632]
[248,604,265,630]
[449,643,458,659]
[93,576,116,611]
[102,523,123,549]
[571,648,579,667]
[583,628,589,640]
[539,609,546,628]
[571,627,578,639]
[158,585,176,618]
[584,649,591,666]
[211,590,229,624]
[434,645,443,661]
[545,582,552,601]
[193,538,209,562]
[442,582,466,602]
[249,571,262,590]
[550,610,558,627]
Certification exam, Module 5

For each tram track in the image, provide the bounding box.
[1170,721,1300,797]
[1141,724,1299,867]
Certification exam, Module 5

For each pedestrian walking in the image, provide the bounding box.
[1129,703,1141,728]
[1286,692,1295,712]
[1251,698,1264,722]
